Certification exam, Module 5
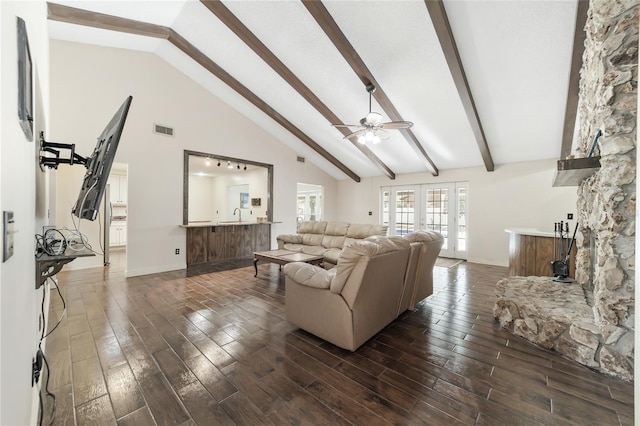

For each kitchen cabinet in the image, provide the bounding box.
[108,174,128,205]
[110,222,127,247]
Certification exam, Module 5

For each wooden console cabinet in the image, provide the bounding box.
[506,229,576,278]
[185,223,271,265]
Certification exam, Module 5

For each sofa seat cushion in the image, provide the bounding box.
[283,263,334,289]
[301,245,327,256]
[282,243,306,252]
[323,248,342,265]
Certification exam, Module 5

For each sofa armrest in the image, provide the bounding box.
[283,262,334,289]
[277,234,303,249]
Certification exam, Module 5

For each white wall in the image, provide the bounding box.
[50,40,338,276]
[1,2,49,424]
[188,175,215,221]
[336,159,578,266]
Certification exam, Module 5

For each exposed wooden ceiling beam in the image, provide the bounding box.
[302,0,439,177]
[46,2,362,183]
[560,0,589,160]
[200,0,395,180]
[424,0,495,172]
[47,2,171,38]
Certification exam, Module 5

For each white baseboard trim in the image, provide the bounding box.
[125,263,186,278]
[466,258,508,268]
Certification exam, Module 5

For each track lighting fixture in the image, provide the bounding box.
[227,161,233,169]
[217,160,221,167]
[244,164,247,170]
[237,163,240,170]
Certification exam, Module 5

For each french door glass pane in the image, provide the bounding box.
[382,190,390,228]
[426,188,449,250]
[457,187,467,252]
[395,190,415,236]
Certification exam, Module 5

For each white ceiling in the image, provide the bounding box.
[48,0,579,181]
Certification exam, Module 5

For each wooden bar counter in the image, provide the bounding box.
[505,228,576,278]
[182,222,271,266]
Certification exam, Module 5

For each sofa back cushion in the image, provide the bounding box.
[330,237,409,295]
[346,224,388,239]
[325,222,349,236]
[302,233,324,247]
[298,221,327,234]
[322,235,346,249]
[298,221,327,247]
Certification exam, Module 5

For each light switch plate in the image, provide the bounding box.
[3,211,14,262]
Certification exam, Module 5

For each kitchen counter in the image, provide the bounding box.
[505,228,554,238]
[184,222,272,265]
[181,221,273,228]
[505,228,575,278]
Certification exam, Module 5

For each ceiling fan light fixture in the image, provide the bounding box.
[371,134,381,144]
[365,112,383,126]
[357,135,366,145]
[365,130,375,142]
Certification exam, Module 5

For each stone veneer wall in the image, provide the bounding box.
[494,0,637,382]
[574,0,637,380]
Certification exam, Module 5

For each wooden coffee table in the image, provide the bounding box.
[253,249,323,277]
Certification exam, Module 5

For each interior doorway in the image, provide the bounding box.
[104,162,128,269]
[381,182,468,259]
[297,183,323,228]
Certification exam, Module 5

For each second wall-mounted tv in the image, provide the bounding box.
[72,96,133,221]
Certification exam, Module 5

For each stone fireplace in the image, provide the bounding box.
[494,0,636,381]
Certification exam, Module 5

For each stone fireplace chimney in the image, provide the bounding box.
[494,0,636,381]
[573,0,637,380]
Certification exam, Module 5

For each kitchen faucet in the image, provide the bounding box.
[233,208,242,222]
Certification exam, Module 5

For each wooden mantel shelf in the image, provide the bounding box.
[552,156,601,187]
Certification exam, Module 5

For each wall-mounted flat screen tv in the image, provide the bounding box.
[72,96,132,220]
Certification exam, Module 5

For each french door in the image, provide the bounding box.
[382,182,468,259]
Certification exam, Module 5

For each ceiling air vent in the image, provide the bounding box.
[296,156,305,163]
[154,124,174,137]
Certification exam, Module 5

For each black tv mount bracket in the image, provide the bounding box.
[39,131,88,171]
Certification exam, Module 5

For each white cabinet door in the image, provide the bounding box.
[119,225,127,245]
[109,226,119,246]
[109,223,127,247]
[117,175,127,204]
[108,174,128,204]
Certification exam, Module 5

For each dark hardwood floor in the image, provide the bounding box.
[40,256,634,425]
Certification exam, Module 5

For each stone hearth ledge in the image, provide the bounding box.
[494,276,603,370]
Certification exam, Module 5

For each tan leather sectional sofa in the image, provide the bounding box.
[283,230,444,351]
[277,221,389,267]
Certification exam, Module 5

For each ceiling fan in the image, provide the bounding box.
[332,84,413,145]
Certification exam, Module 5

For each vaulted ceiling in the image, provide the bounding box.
[47,0,586,182]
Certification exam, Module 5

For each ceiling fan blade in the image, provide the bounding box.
[343,128,366,140]
[331,123,361,129]
[379,121,413,129]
